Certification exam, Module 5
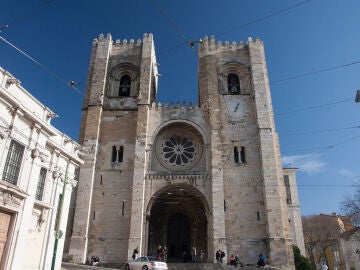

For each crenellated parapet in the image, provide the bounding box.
[150,101,202,111]
[198,35,263,57]
[91,33,154,49]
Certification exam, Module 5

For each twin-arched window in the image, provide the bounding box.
[111,146,124,163]
[234,146,246,164]
[118,75,131,97]
[227,73,240,94]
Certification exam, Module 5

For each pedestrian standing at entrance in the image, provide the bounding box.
[257,253,265,267]
[192,246,197,263]
[321,262,328,270]
[220,249,225,264]
[157,245,162,260]
[216,249,221,263]
[200,250,205,263]
[162,246,168,262]
[182,250,188,263]
[235,254,243,267]
[132,246,139,260]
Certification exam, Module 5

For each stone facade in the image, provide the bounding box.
[66,33,304,269]
[0,66,83,270]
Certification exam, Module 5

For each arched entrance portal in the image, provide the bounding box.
[147,185,208,262]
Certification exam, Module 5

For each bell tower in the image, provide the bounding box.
[197,35,295,268]
[68,33,158,264]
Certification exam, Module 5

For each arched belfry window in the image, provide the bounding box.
[227,73,240,94]
[119,75,131,96]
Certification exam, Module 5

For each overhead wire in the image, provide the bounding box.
[0,35,83,96]
[283,135,360,166]
[215,0,312,38]
[151,0,190,44]
[275,98,354,117]
[0,0,55,32]
[272,60,360,84]
[156,0,313,56]
[280,125,360,137]
[0,0,83,96]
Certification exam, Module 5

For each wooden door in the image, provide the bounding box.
[0,212,11,264]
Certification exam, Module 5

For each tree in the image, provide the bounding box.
[302,215,341,269]
[293,245,313,270]
[341,183,360,227]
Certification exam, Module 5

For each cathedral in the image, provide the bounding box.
[65,33,305,269]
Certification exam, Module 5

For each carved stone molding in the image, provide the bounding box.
[1,190,22,208]
[6,77,20,86]
[31,148,49,163]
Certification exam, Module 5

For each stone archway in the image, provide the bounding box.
[147,185,208,262]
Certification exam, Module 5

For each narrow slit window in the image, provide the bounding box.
[234,146,239,163]
[257,211,260,221]
[227,73,240,94]
[111,146,117,162]
[118,146,124,162]
[240,146,246,163]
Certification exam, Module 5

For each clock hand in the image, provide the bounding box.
[234,103,240,113]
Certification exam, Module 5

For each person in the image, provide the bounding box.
[90,255,99,266]
[321,262,328,270]
[182,250,188,263]
[229,254,236,266]
[216,249,221,263]
[220,249,225,264]
[157,245,162,260]
[200,250,205,263]
[162,246,168,262]
[192,246,197,263]
[235,254,244,267]
[257,253,265,267]
[132,246,139,260]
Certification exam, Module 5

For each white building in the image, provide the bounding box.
[0,67,83,270]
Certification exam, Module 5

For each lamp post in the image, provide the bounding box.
[51,163,69,270]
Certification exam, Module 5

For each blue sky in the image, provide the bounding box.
[1,0,359,217]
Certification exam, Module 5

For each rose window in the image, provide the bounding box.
[155,128,203,171]
[161,136,195,166]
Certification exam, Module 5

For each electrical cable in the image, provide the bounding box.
[283,135,360,166]
[0,35,83,96]
[156,0,312,56]
[280,125,360,137]
[275,98,354,116]
[215,0,312,38]
[272,60,360,84]
[151,0,190,44]
[0,0,55,32]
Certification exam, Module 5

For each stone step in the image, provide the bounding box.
[62,262,277,270]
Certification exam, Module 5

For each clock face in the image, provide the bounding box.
[224,96,247,119]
